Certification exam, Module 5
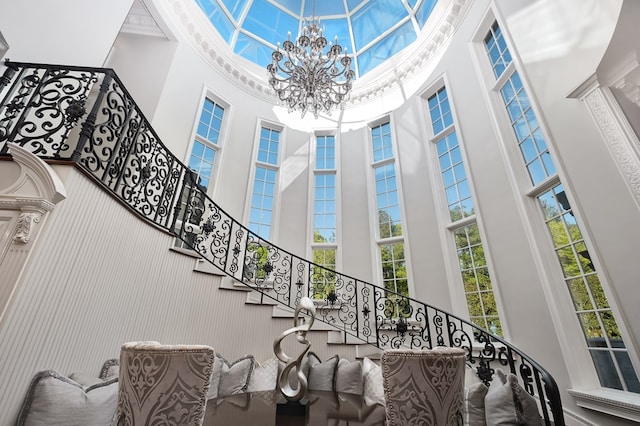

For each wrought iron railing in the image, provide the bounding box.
[0,61,564,425]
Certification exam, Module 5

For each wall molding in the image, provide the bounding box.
[158,0,472,108]
[569,389,640,423]
[0,144,67,326]
[570,74,640,211]
[584,87,640,208]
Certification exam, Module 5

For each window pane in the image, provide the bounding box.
[357,20,416,76]
[351,0,409,51]
[539,182,639,391]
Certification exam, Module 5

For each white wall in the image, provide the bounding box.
[134,4,640,422]
[0,0,134,66]
[502,0,640,350]
[0,166,356,424]
[105,32,178,119]
[2,0,640,423]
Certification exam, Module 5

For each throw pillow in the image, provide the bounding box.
[247,358,278,392]
[208,354,224,399]
[68,372,103,388]
[485,369,542,426]
[336,357,364,395]
[463,382,488,426]
[215,354,255,398]
[307,352,339,392]
[362,357,384,406]
[98,358,119,380]
[15,370,118,426]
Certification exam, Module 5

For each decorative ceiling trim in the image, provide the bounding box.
[122,0,167,38]
[162,0,471,107]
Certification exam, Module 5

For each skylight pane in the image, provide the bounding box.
[407,0,418,8]
[347,0,366,10]
[321,18,351,51]
[415,0,438,28]
[304,1,346,16]
[242,0,298,46]
[357,20,416,75]
[196,0,235,44]
[351,0,409,51]
[273,0,303,16]
[234,33,274,68]
[220,0,250,21]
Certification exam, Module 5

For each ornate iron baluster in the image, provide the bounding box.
[0,61,566,425]
[73,72,112,163]
[0,62,20,151]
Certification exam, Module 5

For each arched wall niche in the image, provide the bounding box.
[0,144,66,324]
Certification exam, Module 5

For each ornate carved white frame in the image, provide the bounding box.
[570,73,640,211]
[0,144,66,323]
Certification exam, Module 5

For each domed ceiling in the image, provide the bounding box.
[194,0,438,78]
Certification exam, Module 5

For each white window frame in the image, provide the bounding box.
[419,75,507,337]
[365,115,415,301]
[307,130,342,300]
[184,89,231,198]
[173,89,230,253]
[469,5,640,414]
[243,118,285,243]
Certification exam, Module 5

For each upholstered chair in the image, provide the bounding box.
[114,341,215,426]
[381,347,466,426]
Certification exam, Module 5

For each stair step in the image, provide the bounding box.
[245,289,279,305]
[193,258,226,276]
[270,305,340,331]
[355,345,382,360]
[219,276,252,292]
[326,330,365,345]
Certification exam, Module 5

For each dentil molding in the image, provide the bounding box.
[160,0,471,107]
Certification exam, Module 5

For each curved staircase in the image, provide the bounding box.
[0,60,565,425]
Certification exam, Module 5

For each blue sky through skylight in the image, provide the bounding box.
[194,0,439,77]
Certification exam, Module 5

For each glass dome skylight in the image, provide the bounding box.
[194,0,439,77]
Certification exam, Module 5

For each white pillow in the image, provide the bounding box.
[463,382,488,426]
[336,358,363,395]
[247,358,278,392]
[98,359,119,380]
[16,370,118,426]
[67,372,103,388]
[362,357,384,406]
[485,369,542,426]
[210,354,255,398]
[307,352,339,392]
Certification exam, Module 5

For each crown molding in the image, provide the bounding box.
[161,0,472,109]
[122,0,167,38]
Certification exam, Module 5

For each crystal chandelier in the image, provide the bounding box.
[267,14,355,119]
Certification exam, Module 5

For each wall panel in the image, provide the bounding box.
[0,167,355,424]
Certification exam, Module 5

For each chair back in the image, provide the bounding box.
[115,341,215,426]
[382,347,466,426]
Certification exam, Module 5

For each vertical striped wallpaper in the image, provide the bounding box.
[0,167,356,424]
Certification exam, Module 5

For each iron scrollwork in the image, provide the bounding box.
[0,61,565,425]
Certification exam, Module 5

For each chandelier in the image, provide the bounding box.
[267,16,355,119]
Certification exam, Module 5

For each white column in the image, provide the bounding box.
[570,73,640,211]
